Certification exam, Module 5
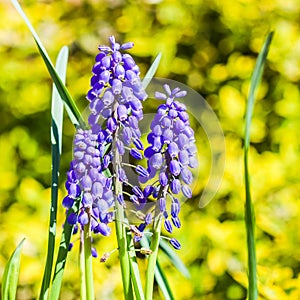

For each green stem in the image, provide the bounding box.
[115,193,133,300]
[244,152,257,300]
[127,234,145,300]
[112,127,133,300]
[80,230,86,300]
[84,215,94,300]
[39,136,58,300]
[49,201,80,300]
[243,33,273,300]
[145,215,162,300]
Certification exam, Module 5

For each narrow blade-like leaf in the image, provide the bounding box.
[141,236,175,300]
[244,32,274,150]
[34,40,84,127]
[244,32,273,300]
[39,46,68,300]
[1,238,25,300]
[11,0,84,128]
[127,235,145,300]
[142,53,162,89]
[155,260,175,300]
[50,201,80,300]
[159,238,190,279]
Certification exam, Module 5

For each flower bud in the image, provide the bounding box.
[164,219,173,233]
[169,238,181,250]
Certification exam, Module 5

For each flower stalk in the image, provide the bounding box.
[145,215,162,300]
[84,214,94,300]
[79,229,86,300]
[113,146,133,300]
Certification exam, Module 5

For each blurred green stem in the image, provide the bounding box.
[115,203,133,300]
[84,215,94,300]
[113,132,133,300]
[79,229,86,300]
[145,215,162,300]
[244,32,273,300]
[244,152,257,300]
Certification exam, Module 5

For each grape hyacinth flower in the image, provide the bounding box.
[87,36,149,194]
[62,41,198,300]
[63,128,113,236]
[63,36,149,242]
[141,84,197,248]
[87,36,147,134]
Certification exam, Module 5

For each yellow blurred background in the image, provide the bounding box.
[1,0,300,299]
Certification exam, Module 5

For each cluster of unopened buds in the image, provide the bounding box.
[62,36,197,259]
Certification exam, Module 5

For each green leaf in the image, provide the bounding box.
[83,223,94,300]
[155,261,175,300]
[244,32,273,300]
[34,40,84,127]
[39,46,68,300]
[49,201,80,300]
[244,32,274,150]
[144,218,163,300]
[1,238,25,300]
[51,46,68,154]
[159,238,190,279]
[10,0,84,128]
[140,236,175,300]
[127,235,145,300]
[142,53,162,89]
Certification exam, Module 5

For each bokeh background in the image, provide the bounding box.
[1,0,300,299]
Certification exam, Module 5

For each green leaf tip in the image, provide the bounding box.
[244,31,274,150]
[11,0,84,128]
[159,238,190,279]
[40,46,69,300]
[1,238,25,300]
[142,52,162,89]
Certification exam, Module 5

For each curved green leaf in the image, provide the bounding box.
[49,200,80,300]
[1,238,25,300]
[11,0,84,128]
[244,32,273,300]
[127,234,145,300]
[142,53,162,89]
[159,238,190,279]
[39,46,69,300]
[34,39,84,128]
[141,236,176,300]
[244,32,274,150]
[155,260,174,300]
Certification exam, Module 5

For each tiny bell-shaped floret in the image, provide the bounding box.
[169,238,181,250]
[164,219,173,233]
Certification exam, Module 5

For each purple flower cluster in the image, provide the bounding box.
[63,36,149,238]
[63,129,112,236]
[87,36,147,144]
[87,35,149,189]
[141,84,197,240]
[63,37,197,252]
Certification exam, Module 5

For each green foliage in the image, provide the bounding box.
[155,261,174,300]
[158,239,190,279]
[50,201,80,300]
[40,46,69,300]
[127,235,145,300]
[1,0,300,299]
[244,32,274,300]
[142,52,162,89]
[1,238,25,300]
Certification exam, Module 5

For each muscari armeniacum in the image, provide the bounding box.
[138,84,198,249]
[62,36,197,256]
